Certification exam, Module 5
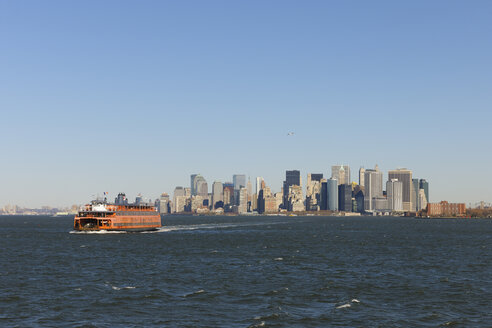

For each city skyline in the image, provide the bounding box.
[0,162,486,209]
[1,1,491,207]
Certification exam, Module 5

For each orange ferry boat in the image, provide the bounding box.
[73,193,161,232]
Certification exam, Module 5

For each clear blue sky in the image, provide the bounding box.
[1,0,491,207]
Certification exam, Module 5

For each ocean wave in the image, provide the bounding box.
[111,286,136,291]
[183,289,205,297]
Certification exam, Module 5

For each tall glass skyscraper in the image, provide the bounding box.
[388,169,413,212]
[233,174,246,190]
[338,184,352,212]
[327,178,338,211]
[364,168,383,211]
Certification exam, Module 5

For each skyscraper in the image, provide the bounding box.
[387,179,403,212]
[238,187,248,214]
[233,174,246,190]
[196,177,208,197]
[338,184,352,212]
[258,187,277,214]
[331,165,350,186]
[364,167,383,211]
[223,182,234,205]
[212,181,223,208]
[413,178,419,211]
[354,188,364,213]
[388,168,414,212]
[233,174,246,206]
[159,193,170,215]
[173,186,186,213]
[283,170,301,209]
[359,167,365,188]
[320,179,328,210]
[418,189,428,211]
[247,178,252,199]
[285,170,301,186]
[306,173,323,211]
[190,174,198,195]
[255,177,264,195]
[327,178,338,211]
[419,179,429,204]
[191,174,206,196]
[287,185,304,212]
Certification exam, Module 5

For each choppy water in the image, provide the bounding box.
[1,215,491,327]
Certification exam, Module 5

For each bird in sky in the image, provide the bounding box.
[287,132,295,136]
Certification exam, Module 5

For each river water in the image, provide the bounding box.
[1,215,491,327]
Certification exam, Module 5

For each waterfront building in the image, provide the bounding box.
[427,201,466,216]
[159,193,170,215]
[359,167,365,188]
[364,166,383,211]
[184,187,191,198]
[327,178,338,211]
[332,165,350,186]
[388,168,414,212]
[373,197,389,212]
[338,184,352,212]
[212,181,223,208]
[283,170,301,209]
[387,179,403,212]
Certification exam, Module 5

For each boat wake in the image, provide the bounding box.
[143,221,287,233]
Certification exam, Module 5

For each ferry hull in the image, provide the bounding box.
[74,226,160,232]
